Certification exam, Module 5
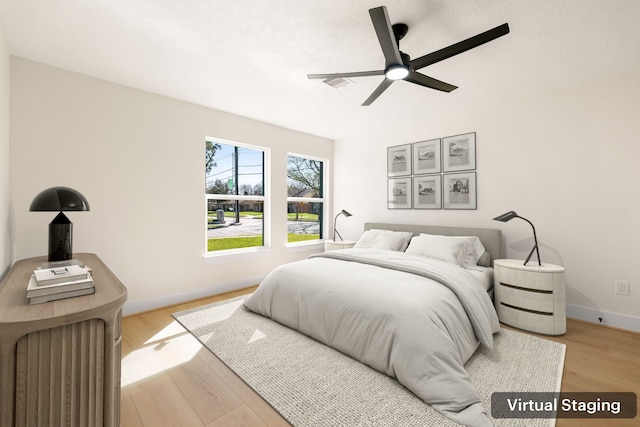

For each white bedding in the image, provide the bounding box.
[467,265,495,291]
[244,248,501,426]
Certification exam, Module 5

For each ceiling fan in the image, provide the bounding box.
[307,6,510,106]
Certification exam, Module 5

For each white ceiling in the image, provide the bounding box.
[1,0,639,140]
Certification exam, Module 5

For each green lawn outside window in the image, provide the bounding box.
[207,233,319,251]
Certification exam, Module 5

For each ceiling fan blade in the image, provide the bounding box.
[405,71,457,92]
[369,6,403,67]
[362,79,394,106]
[307,70,384,79]
[410,23,510,70]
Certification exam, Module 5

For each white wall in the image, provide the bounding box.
[334,69,640,330]
[10,58,333,313]
[0,24,10,279]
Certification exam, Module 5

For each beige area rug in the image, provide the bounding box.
[173,296,565,427]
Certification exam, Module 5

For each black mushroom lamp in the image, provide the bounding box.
[492,210,541,266]
[30,187,90,261]
[333,209,352,241]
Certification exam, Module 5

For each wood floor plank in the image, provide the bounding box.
[119,388,143,427]
[125,371,204,426]
[122,289,639,427]
[205,403,268,427]
[168,348,244,424]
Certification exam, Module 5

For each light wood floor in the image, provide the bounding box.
[120,287,639,427]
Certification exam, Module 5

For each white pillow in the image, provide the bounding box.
[353,229,414,251]
[406,234,487,267]
[406,234,469,266]
[457,236,487,267]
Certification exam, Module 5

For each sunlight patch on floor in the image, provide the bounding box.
[177,299,245,325]
[249,329,266,343]
[121,320,201,387]
[145,320,188,343]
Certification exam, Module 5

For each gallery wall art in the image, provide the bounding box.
[387,132,477,210]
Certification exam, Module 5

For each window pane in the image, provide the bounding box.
[207,199,264,251]
[287,201,322,243]
[206,143,264,196]
[287,156,323,198]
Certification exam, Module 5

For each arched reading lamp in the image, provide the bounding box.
[492,210,541,266]
[333,209,352,241]
[30,187,90,262]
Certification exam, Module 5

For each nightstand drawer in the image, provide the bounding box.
[497,267,554,292]
[496,303,558,335]
[497,283,555,313]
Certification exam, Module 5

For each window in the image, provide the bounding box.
[206,139,265,252]
[287,154,325,243]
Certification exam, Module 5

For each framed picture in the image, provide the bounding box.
[412,139,441,174]
[413,175,441,209]
[443,172,477,210]
[387,144,411,177]
[388,178,412,209]
[443,132,476,172]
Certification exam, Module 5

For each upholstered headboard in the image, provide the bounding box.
[364,223,503,265]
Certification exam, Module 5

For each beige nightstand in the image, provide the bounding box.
[493,259,566,335]
[324,240,356,251]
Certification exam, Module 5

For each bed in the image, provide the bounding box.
[244,223,503,427]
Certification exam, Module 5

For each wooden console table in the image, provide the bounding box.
[0,253,127,427]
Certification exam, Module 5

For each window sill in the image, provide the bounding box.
[202,240,324,263]
[202,246,272,264]
[285,240,325,252]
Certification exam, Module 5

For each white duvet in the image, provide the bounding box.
[244,248,501,426]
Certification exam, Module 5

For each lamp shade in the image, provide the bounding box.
[30,187,90,212]
[492,210,518,222]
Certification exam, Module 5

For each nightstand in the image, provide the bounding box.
[493,259,566,335]
[324,240,356,251]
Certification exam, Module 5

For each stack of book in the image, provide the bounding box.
[27,264,94,304]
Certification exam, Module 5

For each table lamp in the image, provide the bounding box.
[333,209,352,241]
[30,187,90,261]
[492,210,541,266]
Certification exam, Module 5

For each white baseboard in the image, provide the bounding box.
[122,275,265,316]
[566,304,640,333]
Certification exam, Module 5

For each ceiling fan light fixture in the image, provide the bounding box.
[385,64,409,80]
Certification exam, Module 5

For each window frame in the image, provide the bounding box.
[286,152,328,247]
[205,138,269,256]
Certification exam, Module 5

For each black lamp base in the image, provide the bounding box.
[49,212,73,262]
[523,244,542,266]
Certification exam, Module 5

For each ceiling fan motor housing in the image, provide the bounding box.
[392,23,408,43]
